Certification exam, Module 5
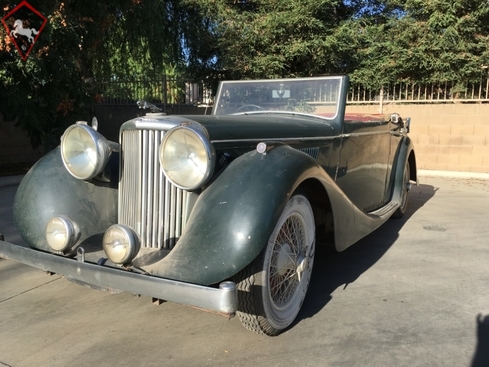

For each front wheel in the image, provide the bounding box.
[235,195,315,336]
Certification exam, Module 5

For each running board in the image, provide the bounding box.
[368,201,399,218]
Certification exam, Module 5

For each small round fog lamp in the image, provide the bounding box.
[102,225,140,265]
[46,216,80,252]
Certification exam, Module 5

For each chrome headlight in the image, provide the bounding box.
[45,216,80,253]
[103,225,140,265]
[159,123,215,190]
[60,123,111,180]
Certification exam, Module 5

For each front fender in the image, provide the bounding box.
[150,145,322,285]
[13,148,118,251]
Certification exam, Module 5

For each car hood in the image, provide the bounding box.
[176,113,339,142]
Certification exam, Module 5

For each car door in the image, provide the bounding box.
[334,114,392,212]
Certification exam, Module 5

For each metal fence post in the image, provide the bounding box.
[379,87,384,114]
[162,74,167,114]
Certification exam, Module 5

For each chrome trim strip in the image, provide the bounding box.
[211,136,338,144]
[141,130,149,241]
[163,182,170,245]
[120,117,187,133]
[344,131,392,138]
[157,165,165,247]
[0,241,237,315]
[219,76,342,84]
[210,131,389,144]
[231,110,334,120]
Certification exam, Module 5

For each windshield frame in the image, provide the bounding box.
[212,76,344,120]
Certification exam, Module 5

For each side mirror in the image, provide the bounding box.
[405,117,411,134]
[390,113,402,124]
[390,113,410,134]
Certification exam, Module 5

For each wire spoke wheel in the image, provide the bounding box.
[269,214,304,306]
[235,195,315,336]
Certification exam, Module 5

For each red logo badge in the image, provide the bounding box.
[2,1,47,60]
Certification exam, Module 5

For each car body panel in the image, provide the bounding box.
[13,148,118,252]
[336,118,392,211]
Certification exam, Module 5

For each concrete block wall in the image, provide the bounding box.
[346,104,489,173]
[0,116,44,166]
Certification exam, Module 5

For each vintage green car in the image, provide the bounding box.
[0,76,417,336]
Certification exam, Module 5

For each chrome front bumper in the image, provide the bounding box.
[0,241,237,317]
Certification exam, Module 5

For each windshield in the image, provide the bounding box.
[212,76,343,118]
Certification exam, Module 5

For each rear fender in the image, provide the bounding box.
[391,136,417,206]
[331,136,417,252]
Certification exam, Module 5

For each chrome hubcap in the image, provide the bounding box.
[275,243,295,276]
[274,244,308,281]
[296,253,307,281]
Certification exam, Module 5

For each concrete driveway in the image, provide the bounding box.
[1,175,488,367]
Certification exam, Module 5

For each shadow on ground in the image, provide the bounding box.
[296,183,437,323]
[471,314,489,367]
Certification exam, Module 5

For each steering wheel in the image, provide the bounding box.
[235,104,264,113]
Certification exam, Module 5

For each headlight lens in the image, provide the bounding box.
[103,225,140,265]
[60,123,111,180]
[159,124,215,190]
[46,216,80,252]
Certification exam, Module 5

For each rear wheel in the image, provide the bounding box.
[235,195,315,336]
[393,161,411,218]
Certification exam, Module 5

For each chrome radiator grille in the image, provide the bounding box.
[119,129,190,249]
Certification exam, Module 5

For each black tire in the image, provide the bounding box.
[235,195,315,336]
[393,160,410,218]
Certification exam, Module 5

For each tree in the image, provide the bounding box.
[2,1,91,149]
[350,0,489,88]
[183,0,489,89]
[183,0,363,80]
[0,0,208,150]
